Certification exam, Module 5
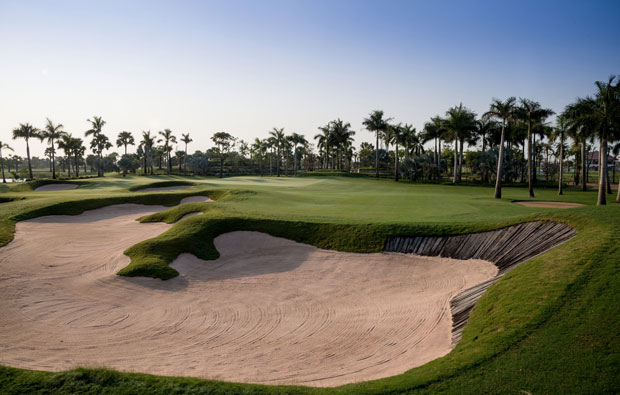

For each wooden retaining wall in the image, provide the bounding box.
[384,221,577,346]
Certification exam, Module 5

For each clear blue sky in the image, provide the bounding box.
[1,0,619,156]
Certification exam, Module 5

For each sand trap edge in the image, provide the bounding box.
[385,221,577,346]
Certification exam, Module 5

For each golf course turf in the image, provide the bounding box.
[0,175,618,393]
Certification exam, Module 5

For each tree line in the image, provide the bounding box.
[4,76,619,204]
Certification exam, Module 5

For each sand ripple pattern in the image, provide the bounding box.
[0,205,496,387]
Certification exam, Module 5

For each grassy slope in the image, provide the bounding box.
[0,175,618,394]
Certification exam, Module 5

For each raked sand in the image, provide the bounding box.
[0,200,497,387]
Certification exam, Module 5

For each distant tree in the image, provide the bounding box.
[0,141,14,183]
[550,115,569,195]
[175,150,185,171]
[158,129,177,174]
[269,128,285,176]
[89,133,112,175]
[118,154,139,176]
[116,131,135,155]
[289,133,308,174]
[180,133,192,173]
[140,131,155,175]
[12,123,42,180]
[443,103,477,184]
[516,99,555,197]
[188,151,210,175]
[69,137,86,177]
[564,76,619,205]
[85,116,107,176]
[211,132,235,178]
[483,97,517,198]
[363,111,391,178]
[314,124,331,169]
[421,116,445,175]
[42,118,66,179]
[251,138,268,176]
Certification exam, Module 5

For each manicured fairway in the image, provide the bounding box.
[0,175,618,394]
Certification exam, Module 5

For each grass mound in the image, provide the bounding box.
[9,179,89,192]
[128,180,195,191]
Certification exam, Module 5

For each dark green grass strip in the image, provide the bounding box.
[128,180,195,191]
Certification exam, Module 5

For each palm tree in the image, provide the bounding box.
[89,133,112,175]
[42,118,66,179]
[330,119,355,170]
[314,125,331,169]
[269,127,285,176]
[443,103,477,184]
[140,131,155,175]
[388,123,406,181]
[69,137,86,177]
[12,123,42,180]
[483,97,517,198]
[180,133,192,173]
[251,138,267,176]
[400,124,418,163]
[564,76,619,205]
[421,117,444,176]
[57,134,72,177]
[211,132,235,178]
[289,133,308,175]
[85,116,107,176]
[516,99,555,197]
[363,110,392,178]
[0,142,14,183]
[116,131,135,155]
[158,129,177,174]
[551,116,569,195]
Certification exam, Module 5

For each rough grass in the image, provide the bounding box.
[0,175,618,394]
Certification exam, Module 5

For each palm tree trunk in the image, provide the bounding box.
[597,136,607,205]
[294,147,298,175]
[74,155,80,177]
[452,140,458,184]
[394,142,399,181]
[438,138,442,176]
[527,123,534,197]
[276,146,281,177]
[375,132,379,178]
[220,153,224,178]
[494,121,506,199]
[1,149,5,183]
[51,140,56,179]
[26,139,33,179]
[167,147,172,174]
[581,142,587,191]
[259,155,263,176]
[184,144,188,173]
[606,161,612,194]
[558,135,564,195]
[458,139,464,182]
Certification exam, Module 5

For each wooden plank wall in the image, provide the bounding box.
[384,221,577,346]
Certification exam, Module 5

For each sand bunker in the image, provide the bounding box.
[515,201,584,208]
[0,204,497,387]
[34,183,78,192]
[138,185,192,192]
